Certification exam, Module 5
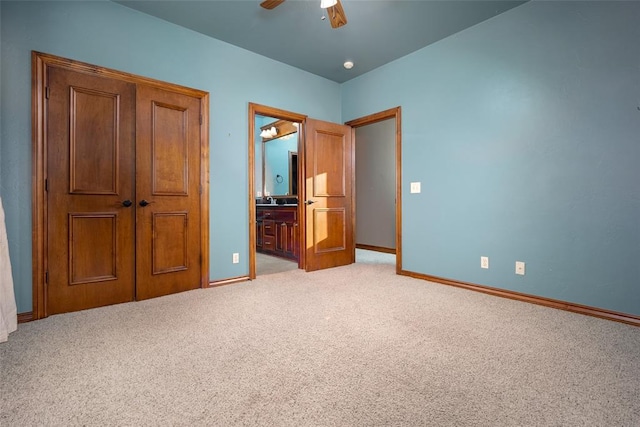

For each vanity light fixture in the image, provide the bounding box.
[320,0,337,9]
[260,126,278,139]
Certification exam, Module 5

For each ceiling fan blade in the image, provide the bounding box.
[260,0,285,10]
[327,0,347,29]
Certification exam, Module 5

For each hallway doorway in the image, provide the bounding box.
[346,107,402,273]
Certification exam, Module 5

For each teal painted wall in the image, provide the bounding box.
[3,0,639,319]
[342,1,640,316]
[0,1,340,313]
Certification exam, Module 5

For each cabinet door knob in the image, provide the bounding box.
[305,200,316,205]
[121,200,133,207]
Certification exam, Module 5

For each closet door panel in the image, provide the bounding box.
[46,67,136,315]
[150,102,189,195]
[135,85,202,300]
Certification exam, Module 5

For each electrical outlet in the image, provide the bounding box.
[481,256,489,269]
[515,261,525,275]
[232,253,240,264]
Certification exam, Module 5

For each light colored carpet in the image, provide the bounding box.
[356,248,395,265]
[256,252,298,276]
[256,248,395,276]
[1,257,639,426]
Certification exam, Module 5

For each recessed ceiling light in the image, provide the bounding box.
[343,61,354,70]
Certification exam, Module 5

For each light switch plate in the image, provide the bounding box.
[410,182,421,194]
[515,261,525,275]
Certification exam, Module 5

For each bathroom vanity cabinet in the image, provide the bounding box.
[256,205,299,261]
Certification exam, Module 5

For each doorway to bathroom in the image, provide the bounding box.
[248,103,355,278]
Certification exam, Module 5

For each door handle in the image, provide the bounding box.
[305,200,316,205]
[139,199,153,207]
[121,199,133,207]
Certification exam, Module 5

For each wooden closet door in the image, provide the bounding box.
[134,85,202,300]
[46,67,136,315]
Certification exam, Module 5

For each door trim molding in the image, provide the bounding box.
[32,51,210,319]
[248,103,307,279]
[345,107,402,274]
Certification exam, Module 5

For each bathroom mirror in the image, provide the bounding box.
[255,115,299,199]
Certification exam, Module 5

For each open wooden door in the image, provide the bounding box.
[303,118,355,271]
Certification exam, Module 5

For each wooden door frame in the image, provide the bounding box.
[31,51,210,320]
[247,103,306,279]
[345,107,402,274]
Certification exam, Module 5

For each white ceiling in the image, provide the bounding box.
[116,0,527,83]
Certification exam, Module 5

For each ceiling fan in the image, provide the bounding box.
[260,0,348,29]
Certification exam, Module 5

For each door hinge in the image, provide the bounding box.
[45,87,50,99]
[45,271,49,284]
[45,179,48,192]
